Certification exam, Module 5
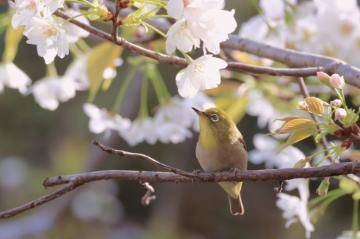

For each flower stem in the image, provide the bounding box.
[140,20,166,38]
[352,199,359,239]
[112,66,137,113]
[46,63,57,77]
[139,74,149,118]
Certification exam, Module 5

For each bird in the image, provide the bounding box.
[193,107,248,216]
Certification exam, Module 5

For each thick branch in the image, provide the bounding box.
[223,35,360,88]
[53,11,357,83]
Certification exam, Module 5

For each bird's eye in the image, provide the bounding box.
[210,113,219,122]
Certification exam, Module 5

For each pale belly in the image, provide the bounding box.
[195,141,247,172]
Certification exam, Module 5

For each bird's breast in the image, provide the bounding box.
[195,140,247,172]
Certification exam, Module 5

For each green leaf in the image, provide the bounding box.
[3,26,23,62]
[87,42,122,101]
[279,126,316,150]
[275,117,315,134]
[294,158,308,168]
[317,177,330,196]
[342,108,359,128]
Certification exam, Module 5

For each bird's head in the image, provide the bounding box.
[193,107,240,146]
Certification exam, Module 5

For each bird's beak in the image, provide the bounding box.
[192,107,203,115]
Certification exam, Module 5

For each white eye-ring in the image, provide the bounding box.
[210,113,219,122]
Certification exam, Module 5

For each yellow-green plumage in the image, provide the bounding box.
[194,107,248,216]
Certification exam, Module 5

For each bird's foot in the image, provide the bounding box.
[192,169,202,175]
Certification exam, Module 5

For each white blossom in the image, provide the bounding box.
[60,9,90,43]
[32,76,77,110]
[64,55,89,91]
[259,0,285,24]
[166,0,236,54]
[186,9,236,54]
[247,91,282,129]
[276,193,314,238]
[121,118,157,146]
[11,0,64,28]
[23,16,69,64]
[0,62,31,94]
[166,19,200,54]
[83,103,130,135]
[334,108,347,120]
[176,55,227,98]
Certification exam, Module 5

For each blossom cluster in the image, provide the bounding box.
[166,0,237,98]
[240,0,360,67]
[84,93,215,146]
[11,0,90,64]
[249,134,314,238]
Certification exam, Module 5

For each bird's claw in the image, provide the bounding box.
[192,169,202,175]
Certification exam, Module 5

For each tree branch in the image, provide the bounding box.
[223,35,360,88]
[1,161,359,219]
[53,11,360,86]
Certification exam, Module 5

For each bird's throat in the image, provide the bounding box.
[199,120,218,149]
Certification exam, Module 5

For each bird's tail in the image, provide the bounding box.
[219,182,245,216]
[228,194,244,216]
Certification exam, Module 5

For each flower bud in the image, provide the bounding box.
[334,108,347,120]
[330,99,342,108]
[329,74,345,89]
[317,71,331,86]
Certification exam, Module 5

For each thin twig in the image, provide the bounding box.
[0,182,81,219]
[298,77,333,159]
[93,140,198,178]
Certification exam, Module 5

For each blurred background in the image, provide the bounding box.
[0,0,357,238]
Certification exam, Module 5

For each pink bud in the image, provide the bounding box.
[317,71,331,87]
[183,0,190,6]
[317,71,330,80]
[329,74,345,89]
[334,108,347,120]
[330,99,342,108]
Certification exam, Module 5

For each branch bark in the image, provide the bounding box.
[0,161,359,219]
[43,162,360,186]
[223,35,360,88]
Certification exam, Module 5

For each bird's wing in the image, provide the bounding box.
[238,137,247,151]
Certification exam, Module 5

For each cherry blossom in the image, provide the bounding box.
[276,193,314,239]
[329,74,345,89]
[334,108,347,120]
[11,0,64,28]
[166,0,236,54]
[0,62,31,94]
[175,55,227,98]
[83,103,130,135]
[121,119,157,146]
[166,19,199,54]
[32,76,78,110]
[23,16,69,64]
